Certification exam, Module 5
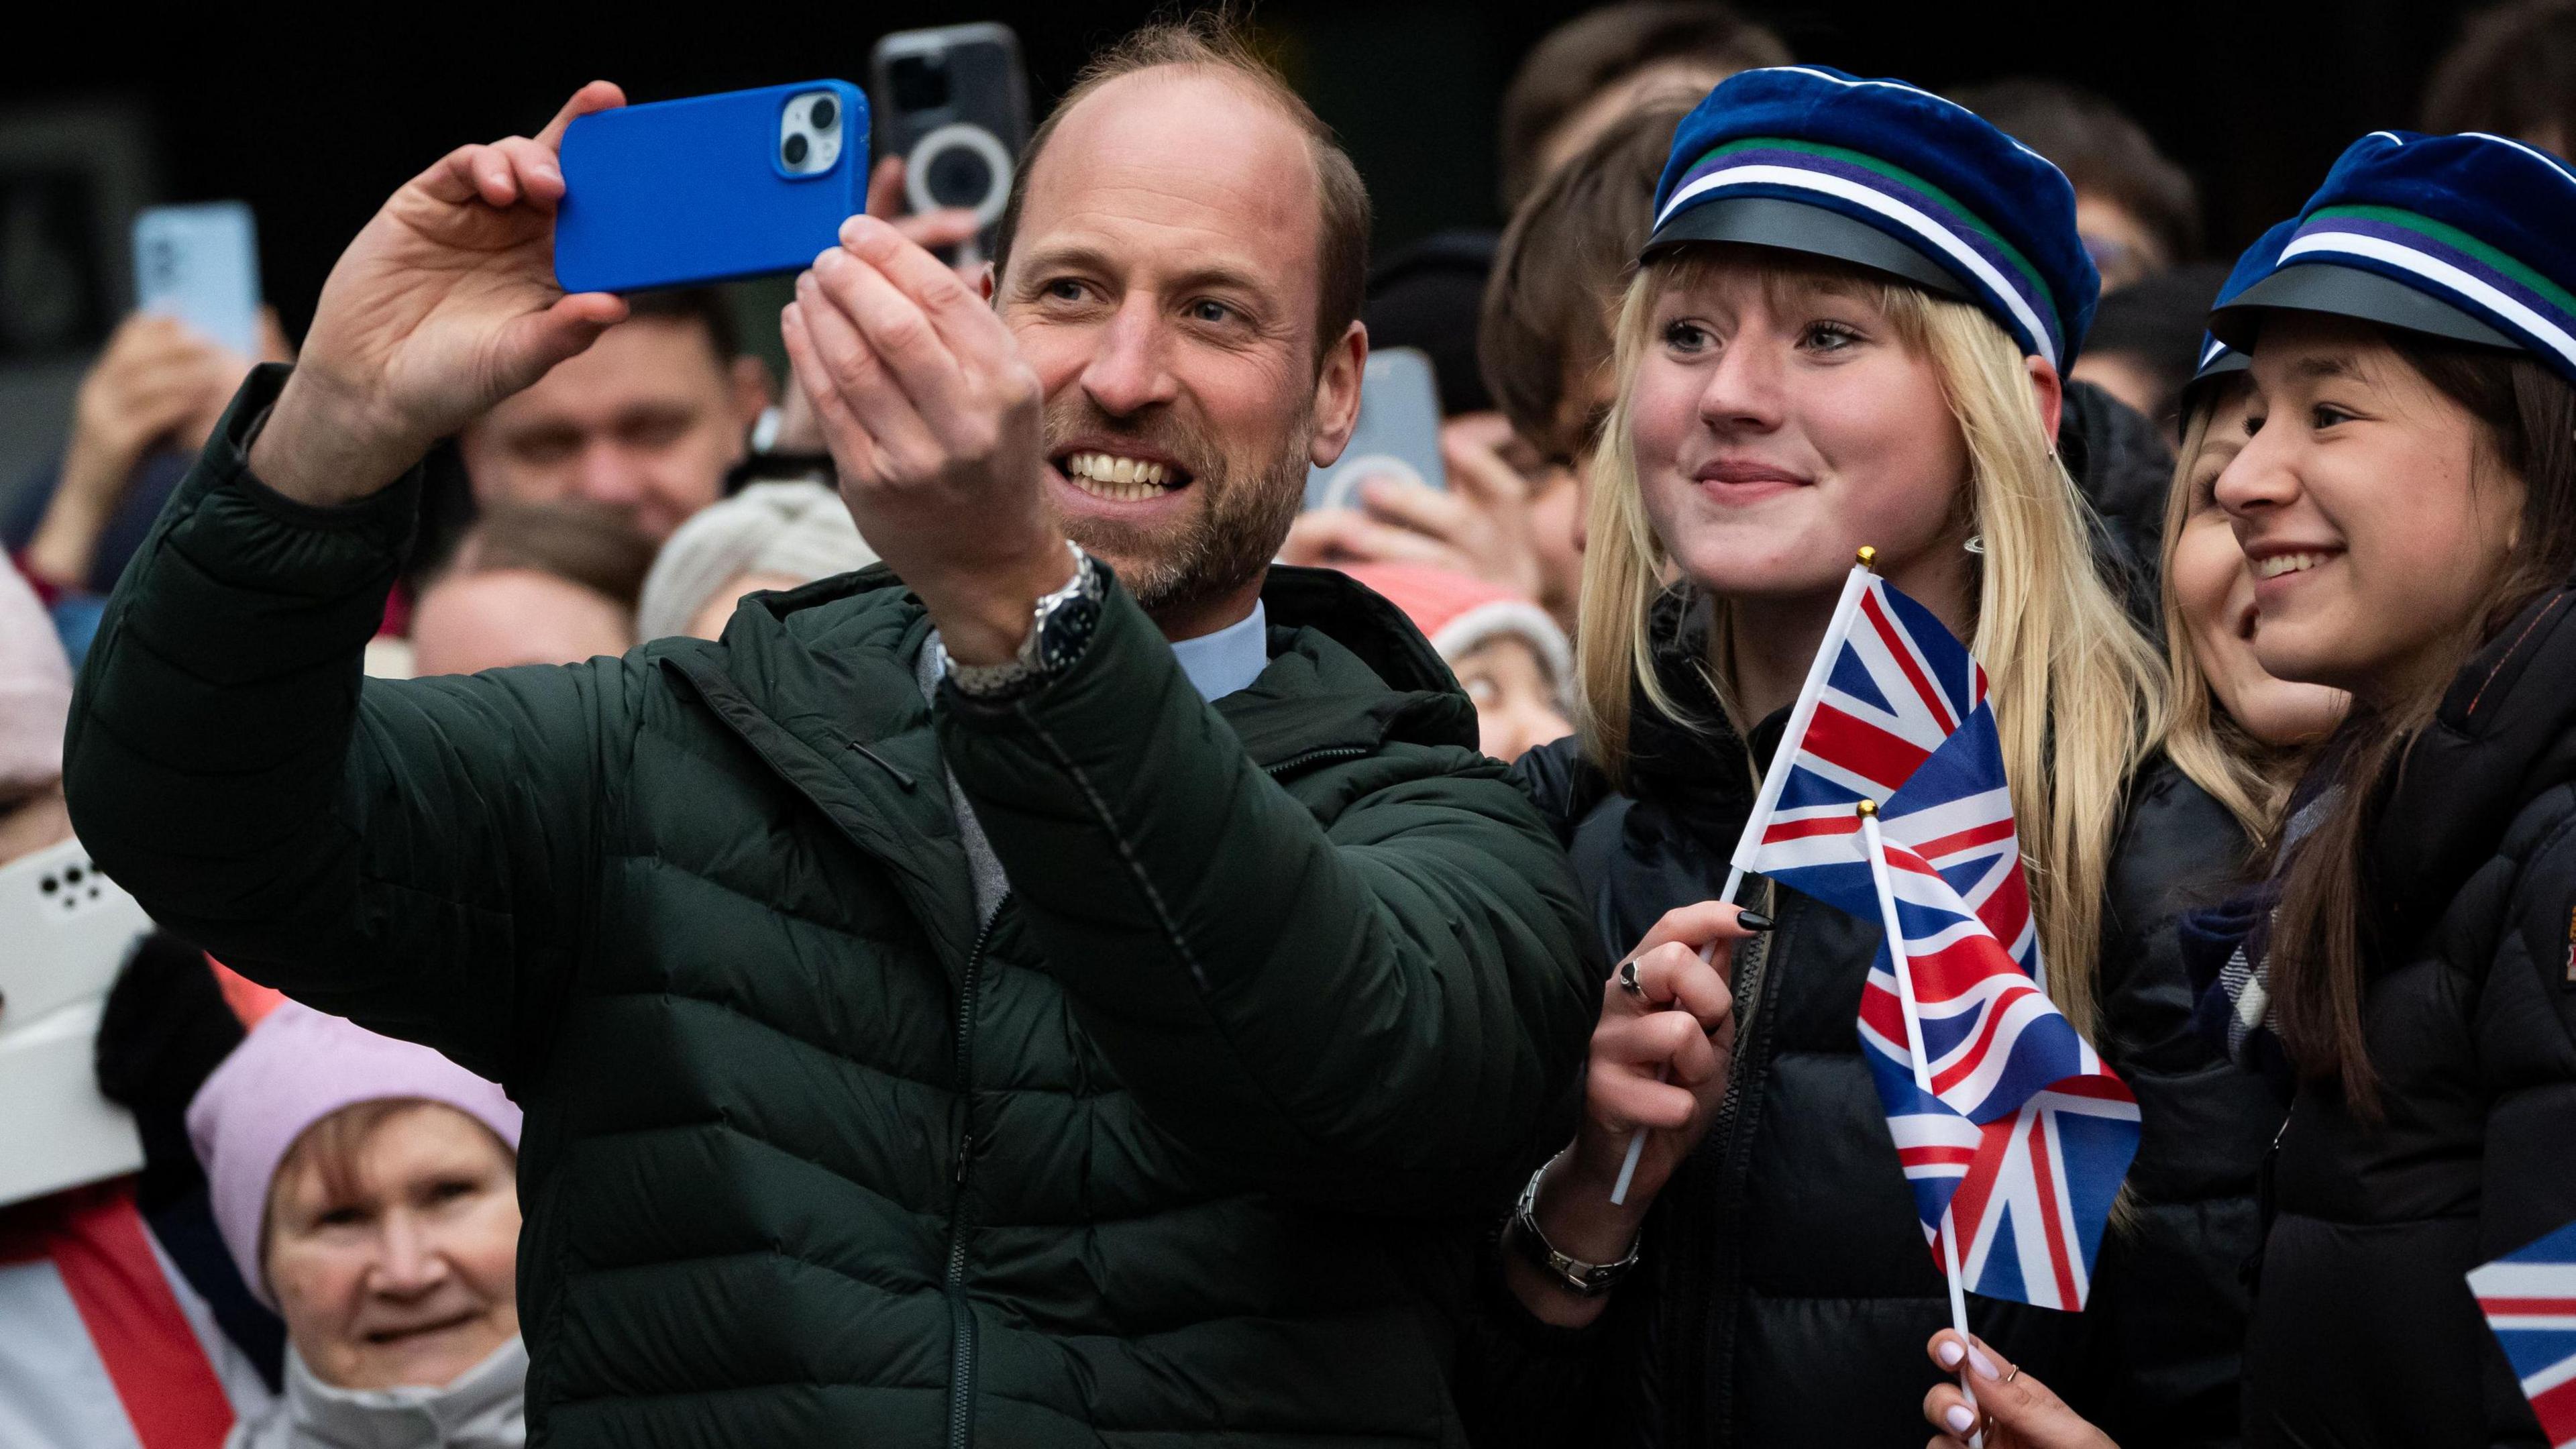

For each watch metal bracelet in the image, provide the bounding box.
[949,541,1098,700]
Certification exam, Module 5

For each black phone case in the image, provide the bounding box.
[869,25,1032,263]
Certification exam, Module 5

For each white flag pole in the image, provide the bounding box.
[1862,800,1982,1449]
[1723,555,1880,881]
[1611,551,1881,1208]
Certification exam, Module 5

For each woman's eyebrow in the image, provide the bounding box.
[2291,352,2364,382]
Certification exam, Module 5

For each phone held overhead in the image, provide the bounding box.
[554,80,869,295]
[133,202,262,356]
[870,23,1033,266]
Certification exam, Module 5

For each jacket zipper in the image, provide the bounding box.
[945,901,1005,1449]
[1262,744,1371,777]
[1678,879,1778,1446]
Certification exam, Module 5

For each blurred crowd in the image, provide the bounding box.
[9,1,2576,1446]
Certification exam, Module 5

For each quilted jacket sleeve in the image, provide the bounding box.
[62,367,625,1083]
[934,577,1600,1216]
[2077,763,2281,1449]
[2475,804,2576,1444]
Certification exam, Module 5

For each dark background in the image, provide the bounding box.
[0,1,2475,339]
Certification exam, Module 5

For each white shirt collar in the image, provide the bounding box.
[1167,600,1269,701]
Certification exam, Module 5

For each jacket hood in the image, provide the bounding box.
[2372,585,2576,940]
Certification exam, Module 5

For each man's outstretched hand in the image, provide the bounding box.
[784,215,1069,667]
[250,83,633,508]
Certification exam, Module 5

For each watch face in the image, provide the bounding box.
[1039,595,1100,672]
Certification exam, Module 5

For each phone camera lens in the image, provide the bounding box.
[927,148,994,208]
[810,96,837,131]
[783,132,810,166]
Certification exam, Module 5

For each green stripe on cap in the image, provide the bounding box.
[2310,204,2576,319]
[1700,136,2059,314]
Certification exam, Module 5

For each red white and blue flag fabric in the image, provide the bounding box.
[1858,717,2139,1312]
[2468,1217,2576,1448]
[1730,566,1988,912]
[1725,562,2137,1312]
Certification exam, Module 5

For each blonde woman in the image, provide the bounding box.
[2159,225,2350,843]
[1464,69,2275,1447]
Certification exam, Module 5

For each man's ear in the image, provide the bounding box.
[1308,323,1369,468]
[2027,354,2065,443]
[730,356,775,431]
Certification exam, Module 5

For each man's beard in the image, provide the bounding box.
[1040,394,1309,619]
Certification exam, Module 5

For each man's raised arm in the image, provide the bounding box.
[64,86,640,1080]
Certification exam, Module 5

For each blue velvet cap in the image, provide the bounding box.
[2187,221,2300,392]
[1644,65,2100,370]
[2209,130,2576,385]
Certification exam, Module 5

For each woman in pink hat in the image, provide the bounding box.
[189,1002,525,1449]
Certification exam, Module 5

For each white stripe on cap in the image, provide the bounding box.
[2461,130,2576,187]
[2279,228,2576,374]
[1656,161,2059,368]
[2198,335,2229,368]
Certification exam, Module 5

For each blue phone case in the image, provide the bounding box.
[555,81,867,294]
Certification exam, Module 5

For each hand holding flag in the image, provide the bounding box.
[1540,903,1758,1260]
[1607,549,2140,1443]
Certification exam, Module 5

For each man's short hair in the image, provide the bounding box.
[623,286,743,364]
[1948,78,2200,267]
[447,500,657,610]
[2423,0,2576,146]
[1481,100,1687,457]
[1497,3,1789,211]
[990,10,1371,368]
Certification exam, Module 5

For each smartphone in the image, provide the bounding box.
[869,23,1032,266]
[1305,347,1448,511]
[0,835,151,1208]
[133,202,261,356]
[555,81,869,294]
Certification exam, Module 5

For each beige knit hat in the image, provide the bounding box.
[635,482,879,641]
[0,555,72,794]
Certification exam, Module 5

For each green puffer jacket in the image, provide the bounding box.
[65,368,1601,1447]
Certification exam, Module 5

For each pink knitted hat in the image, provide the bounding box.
[0,555,71,795]
[185,1001,522,1308]
[1341,564,1572,687]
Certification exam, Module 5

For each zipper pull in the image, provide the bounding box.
[955,1133,974,1186]
[848,739,919,791]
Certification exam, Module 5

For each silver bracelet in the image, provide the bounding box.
[1505,1152,1642,1297]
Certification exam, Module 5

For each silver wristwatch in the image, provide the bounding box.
[949,541,1103,700]
[1505,1153,1642,1297]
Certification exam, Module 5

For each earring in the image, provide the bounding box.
[1964,535,1986,555]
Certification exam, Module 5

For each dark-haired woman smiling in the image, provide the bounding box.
[1922,129,2576,1449]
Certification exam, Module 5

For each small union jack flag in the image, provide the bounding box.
[1726,561,2137,1313]
[1854,714,2139,1311]
[1731,564,1987,910]
[2469,1218,2576,1448]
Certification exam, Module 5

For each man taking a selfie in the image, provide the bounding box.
[64,16,1598,1448]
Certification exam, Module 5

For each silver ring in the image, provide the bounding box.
[1617,959,1645,998]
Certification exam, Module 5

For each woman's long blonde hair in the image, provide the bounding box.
[1574,251,2163,1040]
[2156,380,2300,847]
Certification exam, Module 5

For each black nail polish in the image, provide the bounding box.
[1736,909,1774,932]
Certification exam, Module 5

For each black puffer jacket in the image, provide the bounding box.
[1458,590,2282,1448]
[2243,586,2576,1448]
